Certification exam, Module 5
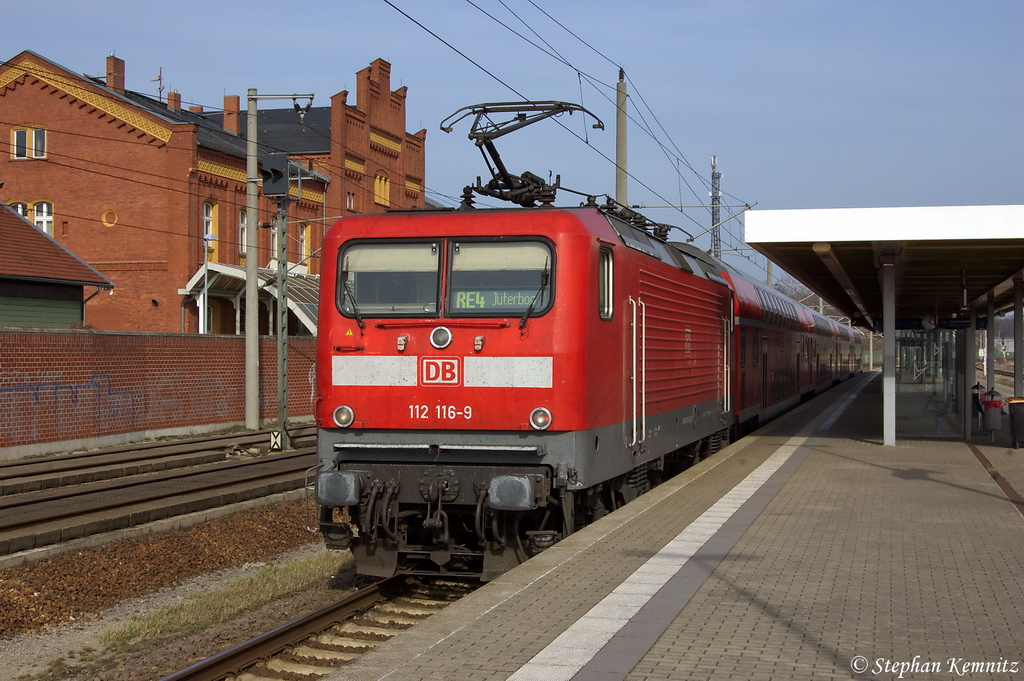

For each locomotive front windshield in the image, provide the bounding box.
[339,242,440,315]
[448,241,551,317]
[337,239,552,318]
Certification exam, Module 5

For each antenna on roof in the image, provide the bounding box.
[151,68,165,103]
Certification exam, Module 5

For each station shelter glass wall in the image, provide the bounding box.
[894,329,964,439]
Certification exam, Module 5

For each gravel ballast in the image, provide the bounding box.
[0,500,356,680]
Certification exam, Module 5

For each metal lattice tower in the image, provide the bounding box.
[710,157,722,259]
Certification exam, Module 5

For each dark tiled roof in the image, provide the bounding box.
[0,204,113,287]
[203,107,332,155]
[115,89,251,157]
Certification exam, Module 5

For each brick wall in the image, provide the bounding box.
[0,329,317,457]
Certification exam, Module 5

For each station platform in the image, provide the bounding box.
[326,372,1024,681]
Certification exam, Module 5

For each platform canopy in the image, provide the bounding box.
[745,205,1024,329]
[180,262,320,334]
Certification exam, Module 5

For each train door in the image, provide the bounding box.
[627,295,646,447]
[739,326,747,410]
[761,336,769,409]
[795,341,801,395]
[721,297,732,415]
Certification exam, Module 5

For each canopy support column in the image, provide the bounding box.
[882,255,896,446]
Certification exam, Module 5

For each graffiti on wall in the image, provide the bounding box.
[0,372,136,445]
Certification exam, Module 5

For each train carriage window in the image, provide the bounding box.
[598,246,613,320]
[448,240,553,317]
[338,242,440,316]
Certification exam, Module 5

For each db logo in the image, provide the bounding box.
[421,357,461,385]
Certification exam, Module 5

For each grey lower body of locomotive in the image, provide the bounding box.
[314,397,729,579]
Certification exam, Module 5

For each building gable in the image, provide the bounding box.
[0,54,172,145]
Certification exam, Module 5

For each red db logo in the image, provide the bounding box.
[421,358,461,385]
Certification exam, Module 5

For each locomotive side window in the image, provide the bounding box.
[598,246,613,320]
[337,242,440,316]
[448,240,553,317]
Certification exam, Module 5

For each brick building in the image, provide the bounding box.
[0,51,426,334]
[0,202,113,327]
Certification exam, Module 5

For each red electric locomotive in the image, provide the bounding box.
[312,101,861,580]
[312,201,860,580]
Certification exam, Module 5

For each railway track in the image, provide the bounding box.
[162,575,477,681]
[0,427,318,561]
[0,426,316,495]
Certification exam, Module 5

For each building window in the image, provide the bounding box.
[203,200,219,262]
[13,128,46,159]
[373,173,390,207]
[299,222,310,260]
[238,209,247,251]
[33,202,53,236]
[346,192,356,211]
[9,202,28,217]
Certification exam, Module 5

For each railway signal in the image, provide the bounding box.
[259,152,289,197]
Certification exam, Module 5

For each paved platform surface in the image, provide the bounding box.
[325,373,1024,681]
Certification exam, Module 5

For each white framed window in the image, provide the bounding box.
[13,129,27,158]
[33,129,46,157]
[299,222,310,260]
[9,202,28,217]
[238,209,247,251]
[203,200,218,262]
[12,128,46,159]
[34,202,53,236]
[346,192,356,211]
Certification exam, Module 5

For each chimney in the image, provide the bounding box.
[223,95,240,134]
[189,105,203,113]
[106,55,125,94]
[167,91,181,110]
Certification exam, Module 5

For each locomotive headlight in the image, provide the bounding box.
[430,326,453,349]
[333,405,355,428]
[529,407,552,430]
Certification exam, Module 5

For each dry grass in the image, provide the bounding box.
[102,549,352,652]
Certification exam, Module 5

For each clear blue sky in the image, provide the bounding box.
[15,0,1023,281]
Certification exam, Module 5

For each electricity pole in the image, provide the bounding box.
[245,91,313,443]
[616,69,627,207]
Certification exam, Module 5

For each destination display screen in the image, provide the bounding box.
[451,288,548,312]
[448,241,552,316]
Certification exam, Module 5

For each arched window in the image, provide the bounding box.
[203,200,219,262]
[373,173,390,207]
[33,202,53,236]
[9,202,28,217]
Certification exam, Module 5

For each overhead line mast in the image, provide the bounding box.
[711,156,722,259]
[616,68,627,206]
